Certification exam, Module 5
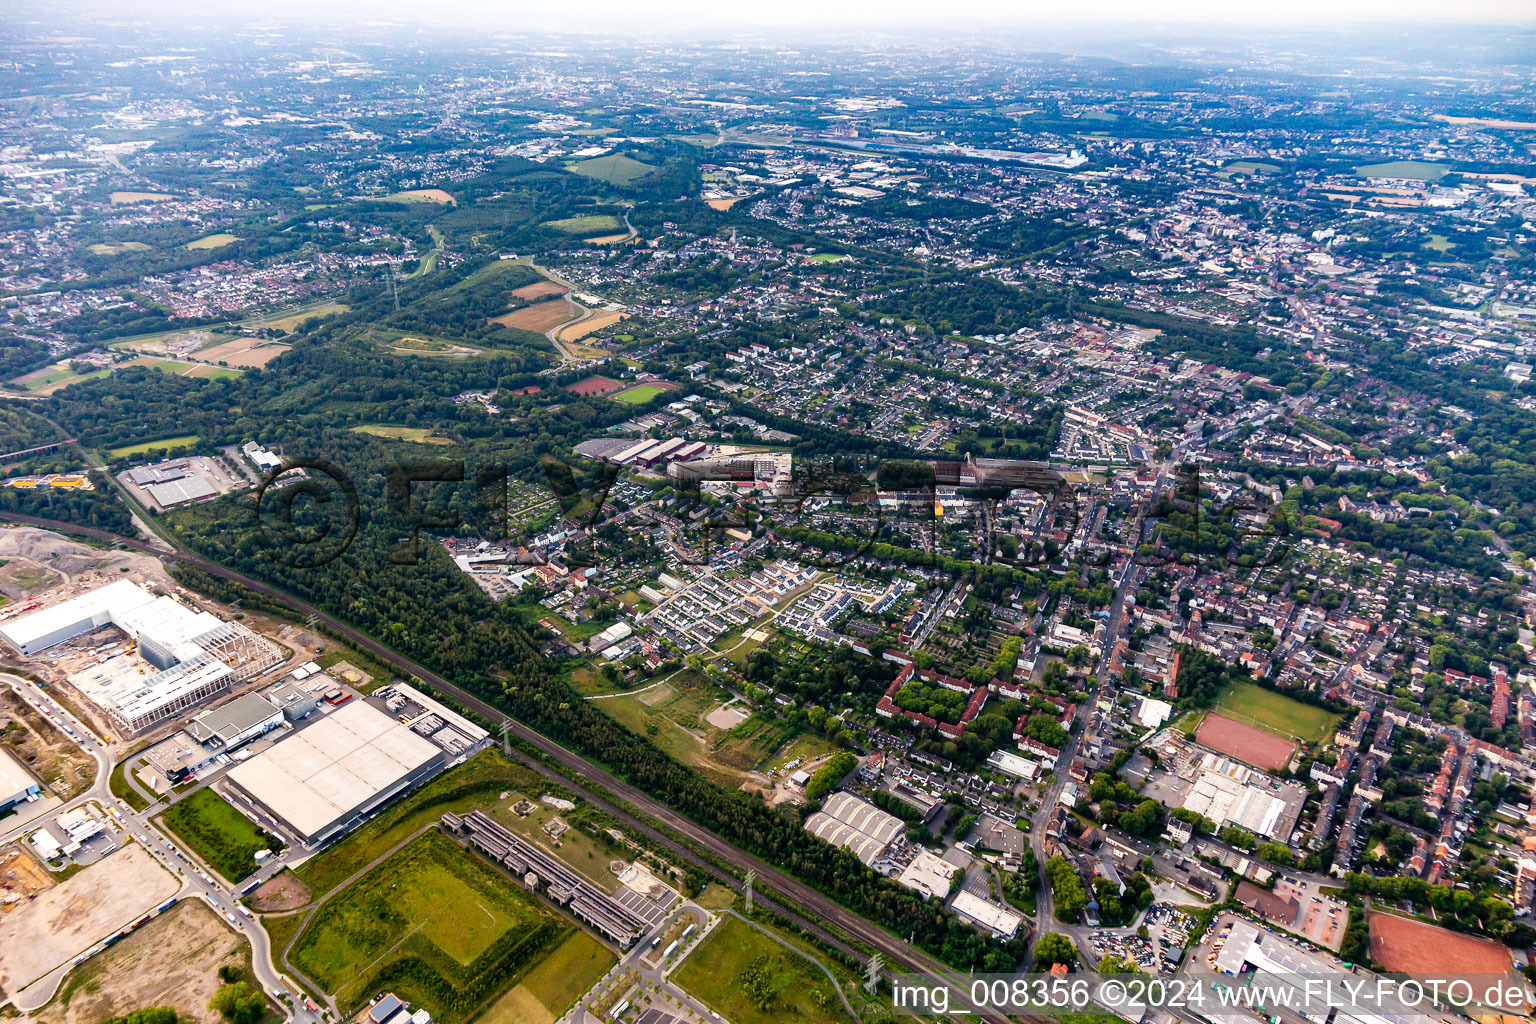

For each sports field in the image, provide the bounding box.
[158,788,281,884]
[569,154,656,185]
[1196,713,1295,770]
[1208,681,1340,746]
[567,375,624,396]
[672,915,851,1024]
[1369,912,1511,974]
[106,434,200,459]
[292,831,568,1020]
[611,383,669,405]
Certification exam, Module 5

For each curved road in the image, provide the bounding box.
[0,512,1037,1024]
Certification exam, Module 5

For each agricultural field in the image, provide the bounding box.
[186,366,241,380]
[543,214,624,236]
[193,337,291,368]
[1222,160,1281,174]
[611,383,669,405]
[13,362,112,396]
[478,930,616,1024]
[158,788,281,884]
[290,831,569,1021]
[106,434,201,459]
[568,154,656,185]
[1354,160,1447,181]
[490,300,576,333]
[672,915,852,1024]
[349,424,455,445]
[184,233,241,250]
[510,281,569,301]
[291,750,544,900]
[1207,681,1341,747]
[557,309,628,342]
[381,188,456,204]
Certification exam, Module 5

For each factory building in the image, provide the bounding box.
[0,747,42,813]
[0,580,285,734]
[225,700,446,846]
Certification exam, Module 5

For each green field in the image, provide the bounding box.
[106,434,200,459]
[543,214,624,236]
[1424,234,1457,252]
[672,915,851,1024]
[158,789,280,883]
[611,383,668,405]
[1355,160,1447,181]
[349,424,454,444]
[807,253,851,263]
[569,154,656,185]
[1211,681,1341,746]
[293,751,543,899]
[1224,160,1281,174]
[150,360,191,374]
[292,831,568,1020]
[478,929,617,1024]
[185,232,241,249]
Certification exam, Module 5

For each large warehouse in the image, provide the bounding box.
[0,747,42,814]
[805,791,905,865]
[226,700,446,846]
[0,580,284,733]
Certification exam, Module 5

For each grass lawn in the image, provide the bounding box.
[673,915,851,1024]
[611,383,667,405]
[1224,160,1281,174]
[569,154,656,185]
[184,233,241,250]
[159,788,281,884]
[293,750,542,899]
[1425,234,1457,252]
[348,424,454,444]
[543,214,624,236]
[1355,160,1447,181]
[1210,681,1341,745]
[150,360,191,374]
[479,929,616,1024]
[106,434,200,459]
[292,831,567,1019]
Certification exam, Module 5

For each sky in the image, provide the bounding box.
[25,0,1536,33]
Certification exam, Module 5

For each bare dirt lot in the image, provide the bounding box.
[1369,911,1512,975]
[510,281,569,302]
[1195,712,1295,770]
[0,682,97,799]
[0,556,67,599]
[491,300,576,333]
[0,844,56,915]
[39,899,245,1024]
[248,870,311,913]
[0,843,179,997]
[193,337,291,368]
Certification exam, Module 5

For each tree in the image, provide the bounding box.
[103,1009,179,1024]
[1097,953,1140,974]
[1033,932,1079,968]
[209,982,265,1024]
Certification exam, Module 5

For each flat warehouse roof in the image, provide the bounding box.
[226,699,442,840]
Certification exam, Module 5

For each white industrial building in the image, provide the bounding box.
[805,791,905,865]
[1180,753,1298,839]
[226,700,447,845]
[0,580,284,733]
[0,747,42,813]
[950,890,1023,939]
